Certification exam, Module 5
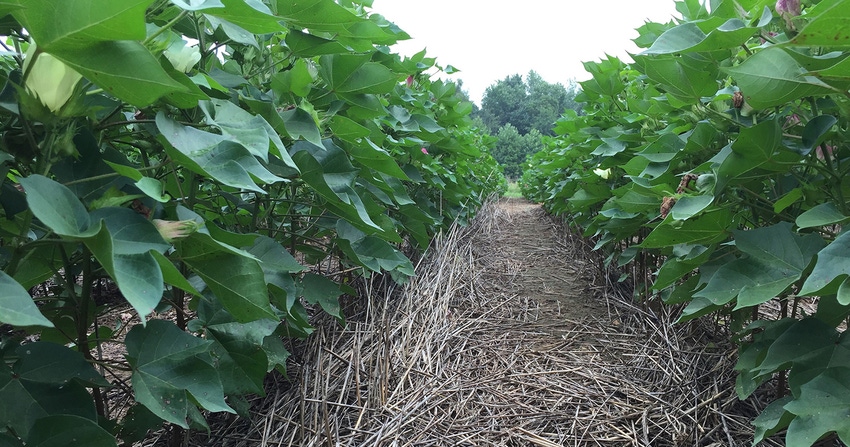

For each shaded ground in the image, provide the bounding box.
[162,197,777,446]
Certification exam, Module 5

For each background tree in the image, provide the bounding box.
[492,124,542,180]
[477,71,581,179]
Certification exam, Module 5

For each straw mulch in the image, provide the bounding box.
[178,198,779,447]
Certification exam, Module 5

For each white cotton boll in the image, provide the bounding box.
[164,40,201,73]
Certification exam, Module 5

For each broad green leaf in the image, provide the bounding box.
[103,161,169,202]
[125,320,233,428]
[53,41,187,107]
[753,396,794,444]
[195,294,279,394]
[200,99,280,161]
[348,140,410,179]
[724,47,837,110]
[13,0,150,50]
[280,106,324,148]
[800,230,850,296]
[790,0,850,47]
[0,270,53,327]
[796,202,848,229]
[634,54,718,104]
[0,374,96,438]
[755,318,838,374]
[19,175,100,238]
[694,223,824,308]
[276,0,361,30]
[202,0,284,33]
[179,234,276,323]
[774,187,803,213]
[784,368,850,446]
[319,54,397,94]
[301,273,343,321]
[641,209,732,248]
[157,113,282,193]
[291,141,384,233]
[336,221,414,277]
[87,207,169,320]
[271,58,314,96]
[670,195,713,220]
[15,342,108,387]
[643,12,768,55]
[150,251,201,297]
[205,15,258,48]
[636,133,685,163]
[285,30,349,57]
[27,415,117,447]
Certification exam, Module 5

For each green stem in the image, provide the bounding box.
[61,161,169,187]
[142,10,190,46]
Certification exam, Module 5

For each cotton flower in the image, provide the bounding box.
[23,44,83,113]
[776,0,801,29]
[164,40,201,73]
[421,147,429,155]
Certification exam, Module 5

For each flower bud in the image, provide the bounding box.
[153,219,202,243]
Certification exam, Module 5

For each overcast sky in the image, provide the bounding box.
[371,0,681,104]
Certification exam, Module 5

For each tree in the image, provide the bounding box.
[478,71,581,136]
[492,124,542,180]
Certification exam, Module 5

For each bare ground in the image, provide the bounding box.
[155,197,781,446]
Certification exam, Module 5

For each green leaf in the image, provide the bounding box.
[319,54,397,94]
[724,47,837,110]
[125,320,233,428]
[199,99,282,162]
[800,230,850,296]
[150,251,202,298]
[790,0,850,47]
[203,313,278,395]
[641,209,732,248]
[179,234,277,323]
[670,195,714,220]
[27,415,117,447]
[53,41,187,107]
[634,54,718,104]
[0,374,97,439]
[19,175,100,238]
[87,207,170,320]
[784,368,850,446]
[301,273,343,321]
[642,14,767,55]
[291,141,384,233]
[694,223,824,308]
[796,202,848,229]
[348,139,409,180]
[753,396,794,444]
[202,0,284,33]
[13,0,150,50]
[156,113,282,193]
[0,270,53,327]
[280,106,324,148]
[15,342,108,387]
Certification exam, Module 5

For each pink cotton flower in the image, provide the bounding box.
[421,147,429,155]
[776,0,801,28]
[816,144,835,161]
[406,75,414,88]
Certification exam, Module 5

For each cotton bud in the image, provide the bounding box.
[421,147,429,155]
[164,40,201,73]
[23,44,83,113]
[153,219,202,243]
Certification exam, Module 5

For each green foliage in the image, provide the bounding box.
[491,124,542,180]
[0,0,503,443]
[479,71,581,136]
[523,0,850,444]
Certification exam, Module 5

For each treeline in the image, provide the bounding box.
[471,71,582,179]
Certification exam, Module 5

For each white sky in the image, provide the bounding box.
[371,0,682,104]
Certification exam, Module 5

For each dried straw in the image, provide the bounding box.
[169,198,781,447]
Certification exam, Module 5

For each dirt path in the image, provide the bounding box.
[180,198,765,447]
